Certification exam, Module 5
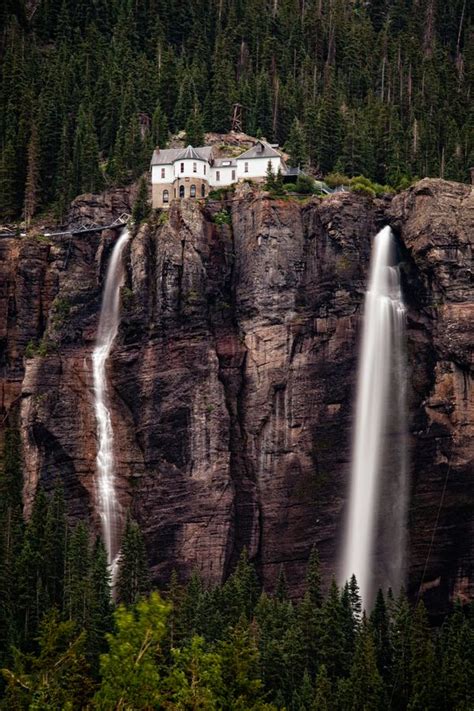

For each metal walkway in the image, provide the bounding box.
[0,213,131,239]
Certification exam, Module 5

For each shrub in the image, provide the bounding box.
[208,188,226,200]
[350,182,376,197]
[157,210,169,225]
[284,183,297,192]
[325,172,350,188]
[213,209,231,226]
[51,297,71,326]
[296,174,315,194]
[25,338,50,358]
[349,175,373,188]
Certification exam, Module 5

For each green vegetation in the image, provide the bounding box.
[51,297,71,326]
[1,0,472,222]
[1,456,474,709]
[213,209,232,226]
[132,176,151,225]
[24,338,50,358]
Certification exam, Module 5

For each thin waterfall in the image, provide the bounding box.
[341,226,408,609]
[92,227,131,573]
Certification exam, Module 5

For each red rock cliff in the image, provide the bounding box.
[0,179,472,613]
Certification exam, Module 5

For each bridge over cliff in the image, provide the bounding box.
[0,212,131,239]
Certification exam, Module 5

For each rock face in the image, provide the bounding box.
[0,179,472,613]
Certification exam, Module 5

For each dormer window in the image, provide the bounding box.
[180,162,184,173]
[193,162,197,173]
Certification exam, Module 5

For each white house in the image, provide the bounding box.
[150,140,286,208]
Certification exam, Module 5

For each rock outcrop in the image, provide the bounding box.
[0,179,472,613]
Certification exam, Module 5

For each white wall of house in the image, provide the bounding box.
[151,153,283,192]
[236,156,281,180]
[173,158,208,180]
[208,165,236,187]
[152,164,174,183]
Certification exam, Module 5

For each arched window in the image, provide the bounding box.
[163,189,169,204]
[190,184,196,197]
[201,184,205,197]
[179,185,185,198]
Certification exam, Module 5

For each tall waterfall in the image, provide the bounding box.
[92,227,130,571]
[341,226,408,609]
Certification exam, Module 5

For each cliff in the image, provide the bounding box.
[0,179,472,614]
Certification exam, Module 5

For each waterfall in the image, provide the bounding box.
[92,227,131,572]
[341,226,408,609]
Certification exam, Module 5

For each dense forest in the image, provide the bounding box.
[0,0,473,222]
[1,427,474,709]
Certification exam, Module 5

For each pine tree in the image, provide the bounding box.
[346,617,384,710]
[408,601,440,710]
[312,664,332,711]
[265,160,276,191]
[116,516,150,606]
[132,176,151,225]
[87,537,113,673]
[72,104,102,195]
[64,522,91,628]
[306,546,323,608]
[285,118,308,168]
[24,122,39,228]
[0,139,19,219]
[185,103,205,146]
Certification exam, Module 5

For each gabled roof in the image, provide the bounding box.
[236,140,281,161]
[151,145,214,166]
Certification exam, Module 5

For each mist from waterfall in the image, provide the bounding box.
[92,227,130,572]
[341,226,408,609]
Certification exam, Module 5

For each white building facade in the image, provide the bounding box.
[151,141,285,208]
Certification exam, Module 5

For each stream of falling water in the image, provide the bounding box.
[92,227,131,574]
[341,226,408,609]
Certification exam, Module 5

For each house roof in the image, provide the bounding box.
[213,158,237,167]
[236,140,281,160]
[151,145,214,166]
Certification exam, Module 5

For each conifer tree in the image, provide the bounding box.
[285,118,308,168]
[185,103,205,147]
[24,122,39,227]
[265,160,276,191]
[312,664,332,711]
[116,516,150,606]
[0,139,19,219]
[132,176,151,225]
[408,601,440,710]
[306,546,323,608]
[87,537,113,672]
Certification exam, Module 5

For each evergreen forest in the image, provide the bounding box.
[0,0,473,222]
[1,427,474,710]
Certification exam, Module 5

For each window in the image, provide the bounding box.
[179,185,185,198]
[193,162,197,173]
[190,184,196,197]
[204,165,206,175]
[163,189,169,204]
[244,162,249,173]
[180,162,184,173]
[232,170,236,181]
[161,168,165,179]
[201,184,205,197]
[216,171,220,181]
